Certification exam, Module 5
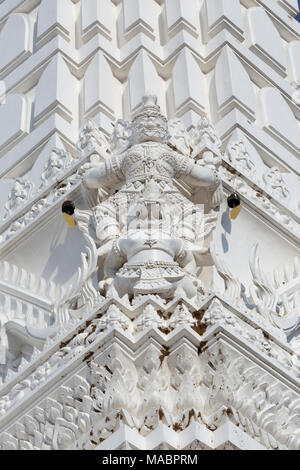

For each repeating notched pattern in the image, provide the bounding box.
[0,0,299,167]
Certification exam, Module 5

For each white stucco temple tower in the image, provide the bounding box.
[0,0,300,451]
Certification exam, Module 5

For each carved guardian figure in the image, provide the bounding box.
[78,96,223,300]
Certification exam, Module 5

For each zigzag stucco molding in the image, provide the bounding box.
[0,320,299,450]
[0,292,299,411]
[1,41,299,187]
[94,421,266,450]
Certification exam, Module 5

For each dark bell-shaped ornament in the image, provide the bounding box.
[227,192,240,209]
[62,200,76,227]
[62,200,75,215]
[227,193,242,220]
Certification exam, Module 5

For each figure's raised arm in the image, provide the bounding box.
[175,153,219,189]
[83,156,125,191]
[183,163,218,189]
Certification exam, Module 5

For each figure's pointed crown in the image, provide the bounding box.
[136,95,164,115]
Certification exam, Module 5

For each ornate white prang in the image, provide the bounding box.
[1,328,299,450]
[1,0,300,452]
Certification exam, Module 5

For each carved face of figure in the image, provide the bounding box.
[49,152,61,168]
[132,109,167,144]
[114,120,131,140]
[199,116,210,130]
[168,119,185,138]
[12,179,26,200]
[111,120,133,153]
[269,168,282,183]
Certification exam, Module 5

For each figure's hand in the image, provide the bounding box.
[99,277,114,295]
[186,164,218,188]
[79,154,103,177]
[198,150,222,170]
[211,184,224,208]
[84,164,107,190]
[97,240,114,258]
[189,244,209,255]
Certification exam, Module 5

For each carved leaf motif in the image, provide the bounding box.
[24,416,39,436]
[53,418,78,450]
[45,398,63,425]
[169,303,195,328]
[249,244,279,324]
[170,346,202,412]
[53,233,100,327]
[77,411,90,434]
[73,375,90,399]
[0,432,18,450]
[90,349,139,415]
[13,422,27,440]
[137,345,171,413]
[19,440,35,450]
[32,406,45,425]
[210,242,241,303]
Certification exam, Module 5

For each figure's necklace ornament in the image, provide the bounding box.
[75,95,223,303]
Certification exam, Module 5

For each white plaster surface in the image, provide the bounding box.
[0,0,299,452]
